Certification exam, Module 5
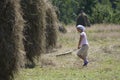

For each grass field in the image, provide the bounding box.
[15,24,120,80]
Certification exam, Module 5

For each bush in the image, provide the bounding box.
[91,3,113,24]
[112,10,120,24]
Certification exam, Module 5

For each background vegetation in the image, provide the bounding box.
[51,0,120,24]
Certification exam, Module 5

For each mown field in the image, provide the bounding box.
[15,24,120,80]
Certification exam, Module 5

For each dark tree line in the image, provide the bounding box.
[51,0,120,24]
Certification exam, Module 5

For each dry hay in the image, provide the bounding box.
[21,0,58,67]
[21,0,46,67]
[0,0,25,80]
[45,0,58,51]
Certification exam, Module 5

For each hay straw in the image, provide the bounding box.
[0,0,25,80]
[21,0,46,66]
[45,0,58,51]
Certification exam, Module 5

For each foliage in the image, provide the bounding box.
[112,0,120,24]
[51,0,79,24]
[75,0,98,15]
[91,3,113,24]
[51,0,120,24]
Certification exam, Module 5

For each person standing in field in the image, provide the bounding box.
[76,10,91,27]
[76,25,89,66]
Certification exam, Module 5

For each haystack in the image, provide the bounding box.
[21,0,46,67]
[0,0,25,80]
[45,0,58,51]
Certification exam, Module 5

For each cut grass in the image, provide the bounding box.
[15,24,120,80]
[15,65,120,80]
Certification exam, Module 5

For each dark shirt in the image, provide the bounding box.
[76,13,90,27]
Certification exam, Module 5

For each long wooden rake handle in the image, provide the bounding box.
[56,49,77,57]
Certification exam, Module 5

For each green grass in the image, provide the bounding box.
[15,24,120,80]
[15,65,120,80]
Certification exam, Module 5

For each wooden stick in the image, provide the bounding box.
[56,49,77,57]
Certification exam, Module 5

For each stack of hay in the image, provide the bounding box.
[21,0,58,67]
[21,0,46,67]
[0,0,58,79]
[45,0,58,51]
[0,0,25,80]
